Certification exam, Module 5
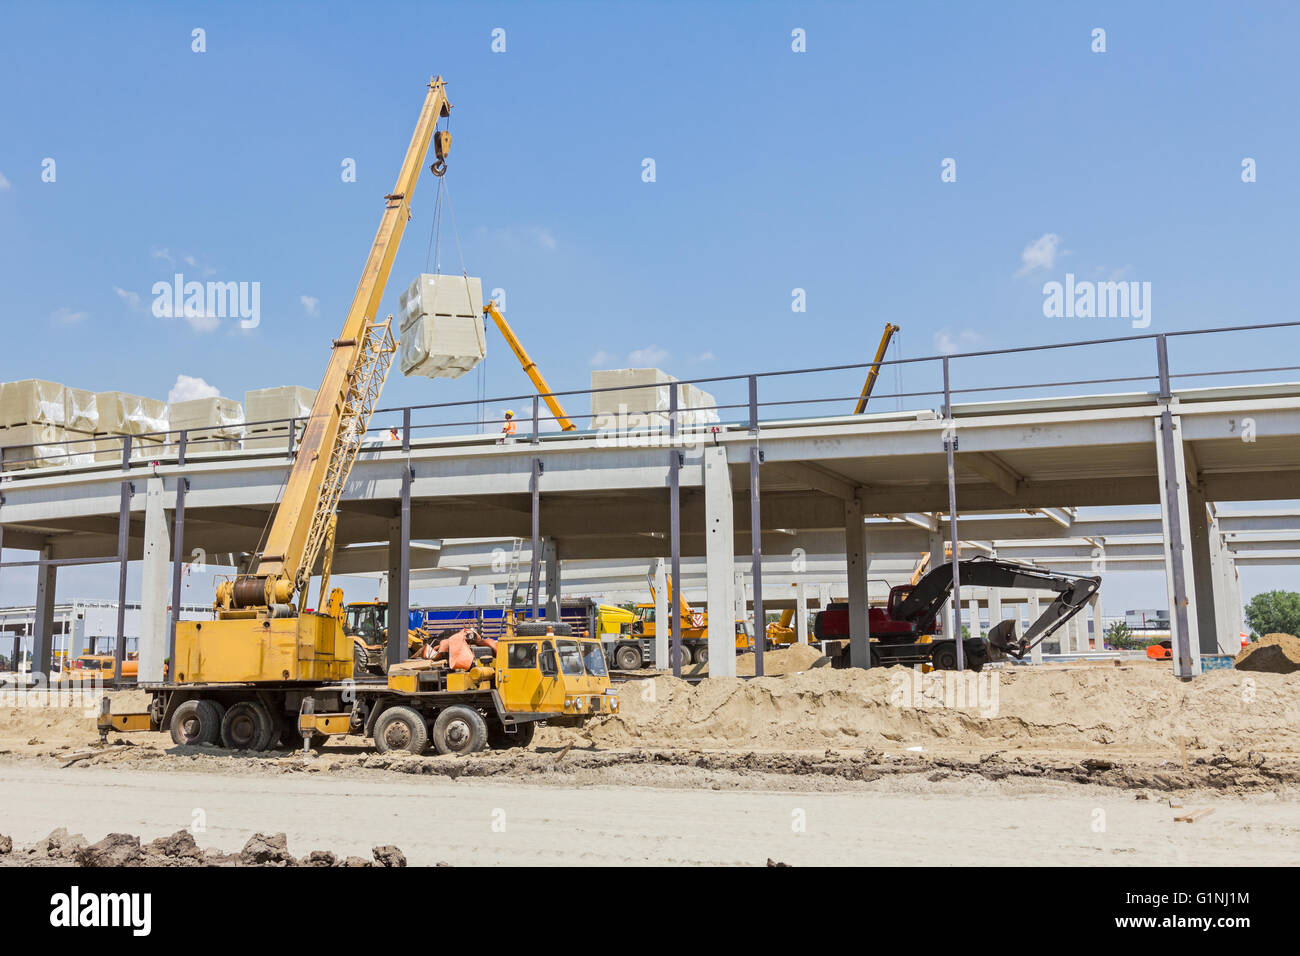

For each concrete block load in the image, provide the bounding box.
[0,380,97,470]
[397,273,485,379]
[170,396,244,453]
[590,368,721,432]
[244,386,316,450]
[93,391,169,463]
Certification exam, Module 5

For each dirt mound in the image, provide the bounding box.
[735,644,826,676]
[585,664,1300,755]
[1236,634,1300,674]
[0,690,151,753]
[0,828,412,867]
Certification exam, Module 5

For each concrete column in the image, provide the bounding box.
[653,557,669,668]
[1227,556,1245,646]
[967,597,982,638]
[1154,414,1201,676]
[1028,594,1043,662]
[138,477,170,682]
[1186,483,1219,657]
[32,545,56,678]
[845,496,870,667]
[543,538,561,621]
[703,445,737,677]
[988,582,1003,634]
[1091,593,1104,650]
[796,583,809,645]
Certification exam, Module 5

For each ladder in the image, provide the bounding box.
[505,538,523,606]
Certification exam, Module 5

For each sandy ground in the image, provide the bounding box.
[3,760,1298,866]
[2,657,1299,865]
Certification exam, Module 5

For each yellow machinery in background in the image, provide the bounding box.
[854,323,900,414]
[484,301,576,431]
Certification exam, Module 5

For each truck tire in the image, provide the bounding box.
[220,700,275,751]
[692,645,708,665]
[515,622,573,637]
[614,644,642,671]
[931,643,959,671]
[352,643,370,679]
[373,706,429,755]
[431,705,488,756]
[169,699,221,746]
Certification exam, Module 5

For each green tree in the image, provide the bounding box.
[1105,620,1140,650]
[1244,590,1300,639]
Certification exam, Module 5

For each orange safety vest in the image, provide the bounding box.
[502,419,516,435]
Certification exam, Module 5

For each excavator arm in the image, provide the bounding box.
[894,557,1100,660]
[221,77,452,614]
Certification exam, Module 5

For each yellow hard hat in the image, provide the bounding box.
[504,409,514,417]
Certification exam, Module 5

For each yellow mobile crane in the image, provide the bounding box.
[99,77,617,755]
[484,301,576,431]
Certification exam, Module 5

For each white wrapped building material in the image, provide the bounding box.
[397,273,485,380]
[244,386,316,424]
[590,369,721,429]
[64,388,100,433]
[0,380,68,428]
[244,386,315,450]
[0,425,96,471]
[95,392,169,436]
[170,397,245,447]
[92,434,166,464]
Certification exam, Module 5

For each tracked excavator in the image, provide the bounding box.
[814,556,1101,671]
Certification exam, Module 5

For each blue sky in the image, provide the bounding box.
[1,0,1297,613]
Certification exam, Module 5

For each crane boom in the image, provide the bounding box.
[854,322,899,414]
[226,77,452,611]
[483,301,576,431]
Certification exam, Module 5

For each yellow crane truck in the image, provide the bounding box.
[97,75,616,756]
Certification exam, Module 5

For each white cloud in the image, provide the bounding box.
[533,227,557,251]
[0,170,10,190]
[691,350,715,362]
[113,286,142,310]
[933,327,982,355]
[182,312,221,333]
[300,295,320,316]
[1015,233,1061,276]
[168,374,220,404]
[151,246,174,265]
[627,344,670,367]
[51,307,89,324]
[588,349,615,367]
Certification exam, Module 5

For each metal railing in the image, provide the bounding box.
[1,320,1297,475]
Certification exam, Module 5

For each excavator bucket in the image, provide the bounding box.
[986,619,1022,656]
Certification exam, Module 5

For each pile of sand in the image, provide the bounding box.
[589,664,1300,755]
[0,690,149,753]
[735,644,826,677]
[1235,633,1300,674]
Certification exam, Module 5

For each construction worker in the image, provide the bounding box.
[499,409,517,444]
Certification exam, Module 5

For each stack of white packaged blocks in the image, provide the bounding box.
[93,391,169,463]
[170,397,244,453]
[0,380,98,470]
[589,368,720,433]
[397,273,486,379]
[244,386,316,450]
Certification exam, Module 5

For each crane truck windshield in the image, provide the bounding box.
[581,640,609,676]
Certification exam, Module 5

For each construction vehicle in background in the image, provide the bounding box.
[341,599,425,677]
[854,322,900,414]
[607,572,754,670]
[814,556,1100,671]
[97,75,616,756]
[766,608,798,646]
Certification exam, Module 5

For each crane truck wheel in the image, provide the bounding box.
[169,699,222,746]
[431,705,488,756]
[693,645,708,665]
[373,706,429,755]
[614,644,642,671]
[220,700,276,751]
